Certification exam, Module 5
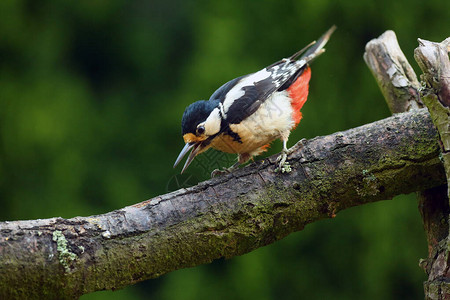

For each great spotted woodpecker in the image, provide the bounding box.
[174,26,336,176]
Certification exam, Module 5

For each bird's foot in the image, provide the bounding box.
[211,166,235,178]
[275,150,292,173]
[211,161,241,178]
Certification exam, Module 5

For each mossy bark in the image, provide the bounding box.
[0,108,445,299]
[414,37,450,299]
[364,31,450,299]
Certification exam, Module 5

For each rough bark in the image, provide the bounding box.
[414,36,450,300]
[418,186,450,255]
[364,30,423,113]
[0,108,445,299]
[364,31,449,254]
[365,30,450,300]
[415,38,450,181]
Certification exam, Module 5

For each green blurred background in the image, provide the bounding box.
[0,0,449,299]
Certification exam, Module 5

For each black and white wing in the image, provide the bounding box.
[208,26,336,126]
[208,61,305,125]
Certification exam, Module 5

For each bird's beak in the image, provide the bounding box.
[173,142,202,173]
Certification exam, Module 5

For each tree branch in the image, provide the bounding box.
[365,29,450,259]
[365,30,450,299]
[364,30,423,113]
[415,37,450,176]
[0,108,445,299]
[414,36,450,299]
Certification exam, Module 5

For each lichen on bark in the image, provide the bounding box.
[53,230,78,272]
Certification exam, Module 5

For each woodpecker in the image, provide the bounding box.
[174,26,336,176]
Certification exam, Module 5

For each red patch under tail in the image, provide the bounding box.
[287,67,311,128]
[259,144,270,152]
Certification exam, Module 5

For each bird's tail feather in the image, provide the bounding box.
[290,25,336,63]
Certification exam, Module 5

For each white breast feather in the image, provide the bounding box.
[229,90,294,153]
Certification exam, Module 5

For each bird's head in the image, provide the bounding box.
[174,100,221,173]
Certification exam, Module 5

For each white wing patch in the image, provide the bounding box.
[222,68,272,112]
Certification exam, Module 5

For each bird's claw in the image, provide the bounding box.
[211,167,232,178]
[275,151,292,173]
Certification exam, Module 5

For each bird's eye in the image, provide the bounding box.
[197,125,205,135]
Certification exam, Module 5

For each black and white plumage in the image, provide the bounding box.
[174,26,336,176]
